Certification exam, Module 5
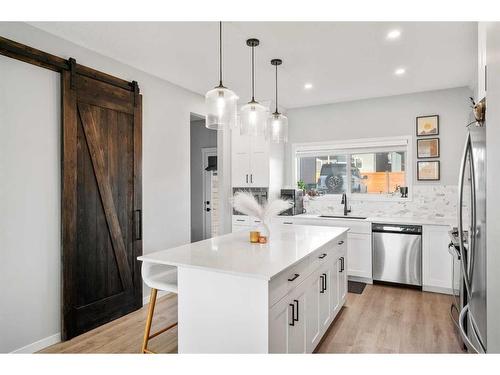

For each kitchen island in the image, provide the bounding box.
[138,224,349,353]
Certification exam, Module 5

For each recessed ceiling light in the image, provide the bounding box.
[394,68,406,76]
[304,83,313,89]
[387,29,401,40]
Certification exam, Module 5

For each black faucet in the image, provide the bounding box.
[341,193,351,216]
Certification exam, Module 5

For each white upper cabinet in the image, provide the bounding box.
[231,129,283,193]
[477,22,487,101]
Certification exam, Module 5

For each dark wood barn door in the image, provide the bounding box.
[61,68,142,340]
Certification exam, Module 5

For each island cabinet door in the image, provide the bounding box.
[305,271,321,352]
[318,265,332,331]
[269,283,307,353]
[330,258,341,315]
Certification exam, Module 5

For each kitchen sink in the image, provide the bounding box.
[319,215,367,220]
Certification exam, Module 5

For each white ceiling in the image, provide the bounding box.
[29,22,476,109]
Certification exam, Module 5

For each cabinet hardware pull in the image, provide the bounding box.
[340,257,345,272]
[338,240,344,245]
[288,273,300,282]
[246,174,248,184]
[283,221,293,225]
[318,253,327,259]
[320,275,325,293]
[323,273,327,291]
[250,174,253,183]
[289,303,295,326]
[134,210,142,240]
[293,299,299,322]
[236,219,245,222]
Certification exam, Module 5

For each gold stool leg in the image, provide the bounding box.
[141,288,157,354]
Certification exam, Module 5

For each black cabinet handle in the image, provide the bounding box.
[283,221,293,224]
[134,209,142,240]
[323,273,327,291]
[250,174,253,183]
[318,253,327,259]
[246,174,248,184]
[289,303,295,326]
[236,219,245,222]
[288,273,300,282]
[338,240,344,245]
[294,299,299,322]
[320,275,325,293]
[340,257,345,272]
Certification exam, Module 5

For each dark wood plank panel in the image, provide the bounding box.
[77,102,133,291]
[61,71,78,340]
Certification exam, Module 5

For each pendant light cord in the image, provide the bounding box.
[219,21,223,86]
[251,45,255,102]
[275,64,278,113]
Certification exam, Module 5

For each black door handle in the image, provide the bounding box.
[206,201,210,205]
[289,303,295,326]
[338,240,344,245]
[293,299,299,322]
[134,209,142,240]
[323,273,327,291]
[288,273,300,282]
[340,257,345,272]
[318,253,327,259]
[320,275,325,293]
[206,207,211,212]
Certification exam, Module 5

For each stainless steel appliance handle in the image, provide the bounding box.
[458,304,482,353]
[468,143,477,283]
[458,133,472,298]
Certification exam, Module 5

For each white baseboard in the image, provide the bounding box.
[143,290,171,305]
[348,275,373,284]
[10,333,61,354]
[423,285,453,295]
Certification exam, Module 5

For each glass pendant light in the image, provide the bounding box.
[240,38,267,136]
[205,22,238,130]
[268,58,288,143]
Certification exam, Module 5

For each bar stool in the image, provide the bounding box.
[141,262,178,354]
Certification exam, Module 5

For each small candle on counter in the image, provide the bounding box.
[250,231,260,243]
[258,236,267,244]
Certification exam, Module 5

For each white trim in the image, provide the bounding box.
[201,147,217,240]
[10,333,61,353]
[291,135,414,202]
[422,285,453,295]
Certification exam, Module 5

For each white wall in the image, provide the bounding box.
[0,56,61,353]
[286,87,472,187]
[0,22,205,352]
[190,119,217,242]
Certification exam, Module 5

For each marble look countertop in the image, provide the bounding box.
[138,224,349,280]
[295,214,455,227]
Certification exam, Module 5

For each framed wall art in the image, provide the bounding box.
[417,161,440,181]
[416,115,439,136]
[417,138,440,158]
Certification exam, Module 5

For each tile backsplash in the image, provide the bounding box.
[304,185,458,221]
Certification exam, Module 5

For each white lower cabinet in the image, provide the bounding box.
[270,233,348,353]
[346,232,372,279]
[269,279,307,353]
[422,225,453,293]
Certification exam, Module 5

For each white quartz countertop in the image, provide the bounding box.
[295,214,455,227]
[138,224,349,280]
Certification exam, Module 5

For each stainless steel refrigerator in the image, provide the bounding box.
[457,113,487,353]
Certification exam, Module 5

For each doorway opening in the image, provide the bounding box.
[190,113,218,242]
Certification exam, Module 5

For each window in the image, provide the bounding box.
[294,137,411,199]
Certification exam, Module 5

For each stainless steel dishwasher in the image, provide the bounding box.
[372,223,422,286]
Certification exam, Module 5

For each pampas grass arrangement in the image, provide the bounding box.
[232,191,292,238]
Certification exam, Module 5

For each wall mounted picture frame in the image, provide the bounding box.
[416,115,439,136]
[417,161,440,181]
[417,138,440,158]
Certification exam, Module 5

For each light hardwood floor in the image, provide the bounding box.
[40,284,464,354]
